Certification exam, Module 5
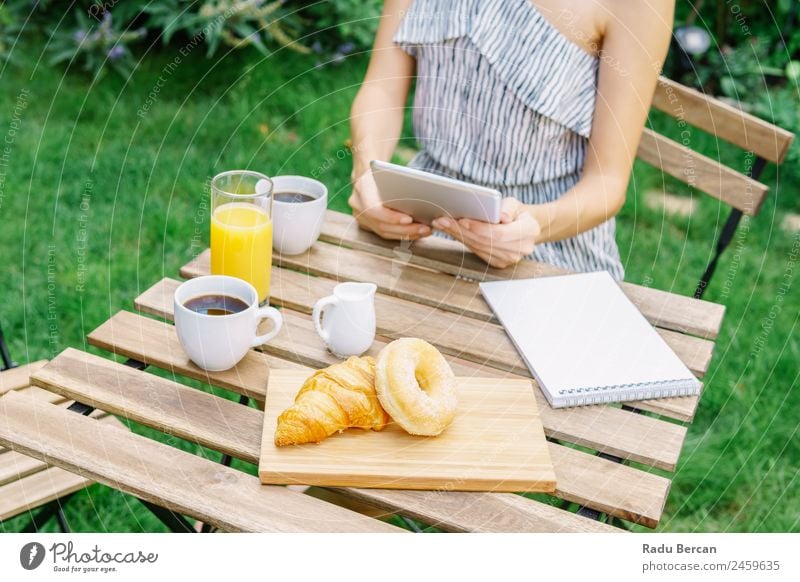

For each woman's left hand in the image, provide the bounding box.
[432,198,540,269]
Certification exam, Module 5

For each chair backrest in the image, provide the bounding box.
[636,76,795,298]
[638,76,794,215]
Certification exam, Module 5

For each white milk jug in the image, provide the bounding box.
[312,282,377,358]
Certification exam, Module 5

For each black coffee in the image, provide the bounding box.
[183,294,249,316]
[274,191,316,204]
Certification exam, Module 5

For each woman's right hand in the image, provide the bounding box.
[349,168,432,240]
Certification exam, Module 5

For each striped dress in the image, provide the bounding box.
[395,0,624,280]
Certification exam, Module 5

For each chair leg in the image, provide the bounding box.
[694,208,744,299]
[55,507,71,532]
[17,494,75,533]
[137,499,196,533]
[576,506,603,520]
[398,516,424,532]
[0,322,16,371]
[694,155,767,299]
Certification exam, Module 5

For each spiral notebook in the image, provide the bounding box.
[479,271,702,408]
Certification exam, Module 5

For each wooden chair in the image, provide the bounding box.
[0,323,124,532]
[641,76,794,298]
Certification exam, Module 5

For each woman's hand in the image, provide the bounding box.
[432,198,540,269]
[348,169,432,240]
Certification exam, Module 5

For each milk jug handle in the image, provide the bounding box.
[312,295,338,344]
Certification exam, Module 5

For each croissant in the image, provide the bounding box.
[274,356,390,446]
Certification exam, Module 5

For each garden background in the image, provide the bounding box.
[0,0,798,532]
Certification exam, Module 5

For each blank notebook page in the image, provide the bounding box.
[479,272,701,407]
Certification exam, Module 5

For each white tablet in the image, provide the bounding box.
[370,160,501,225]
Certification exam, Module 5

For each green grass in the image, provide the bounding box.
[0,40,797,533]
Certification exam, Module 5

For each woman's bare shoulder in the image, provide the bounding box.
[598,0,675,32]
[383,0,415,16]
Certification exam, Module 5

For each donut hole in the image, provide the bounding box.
[415,371,431,395]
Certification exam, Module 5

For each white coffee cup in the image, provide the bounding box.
[174,275,283,371]
[312,282,377,358]
[271,175,328,255]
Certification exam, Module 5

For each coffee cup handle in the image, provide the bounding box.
[312,295,337,345]
[251,306,283,347]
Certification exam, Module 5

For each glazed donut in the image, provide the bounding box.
[375,338,458,436]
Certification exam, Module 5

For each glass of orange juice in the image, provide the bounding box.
[210,170,273,305]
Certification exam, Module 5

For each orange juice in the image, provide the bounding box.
[210,202,272,303]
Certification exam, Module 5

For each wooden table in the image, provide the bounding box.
[0,210,725,532]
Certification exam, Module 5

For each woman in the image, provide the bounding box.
[348,0,674,278]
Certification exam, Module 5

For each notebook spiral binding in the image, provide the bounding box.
[557,378,701,408]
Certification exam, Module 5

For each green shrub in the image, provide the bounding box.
[671,3,800,181]
[0,0,383,78]
[0,3,23,65]
[2,0,309,78]
[144,0,308,57]
[47,10,146,78]
[298,0,382,52]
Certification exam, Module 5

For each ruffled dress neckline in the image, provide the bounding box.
[395,0,599,137]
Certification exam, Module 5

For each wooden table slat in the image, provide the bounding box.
[0,465,93,522]
[333,488,624,533]
[0,414,116,487]
[0,448,50,487]
[0,390,402,533]
[87,311,307,403]
[31,348,266,465]
[0,361,49,396]
[132,283,689,470]
[627,394,702,422]
[314,211,725,338]
[0,395,101,459]
[90,310,312,378]
[15,385,68,406]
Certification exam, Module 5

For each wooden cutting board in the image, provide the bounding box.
[259,370,556,493]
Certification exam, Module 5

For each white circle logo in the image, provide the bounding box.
[20,542,46,570]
